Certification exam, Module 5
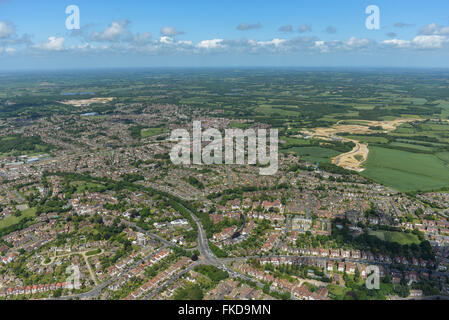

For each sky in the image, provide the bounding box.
[1,0,449,70]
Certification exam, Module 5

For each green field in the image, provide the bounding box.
[141,127,166,138]
[437,102,449,118]
[362,146,449,192]
[389,142,435,152]
[0,207,36,229]
[229,122,253,129]
[283,146,340,164]
[436,152,449,164]
[346,135,389,144]
[368,230,421,245]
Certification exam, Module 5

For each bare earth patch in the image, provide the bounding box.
[301,119,418,172]
[58,97,114,107]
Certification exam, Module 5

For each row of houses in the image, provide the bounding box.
[238,264,328,300]
[298,247,430,267]
[125,257,193,300]
[1,282,69,297]
[129,250,171,276]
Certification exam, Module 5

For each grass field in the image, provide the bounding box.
[362,146,449,192]
[327,285,349,300]
[0,207,36,229]
[229,122,253,129]
[368,230,421,245]
[346,135,389,144]
[141,127,166,138]
[283,146,340,164]
[281,136,311,147]
[438,102,449,118]
[389,142,435,152]
[436,152,449,164]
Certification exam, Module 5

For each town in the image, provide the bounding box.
[0,87,448,301]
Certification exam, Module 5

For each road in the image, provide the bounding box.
[82,252,99,286]
[272,214,291,254]
[120,219,176,248]
[226,167,234,188]
[52,185,287,300]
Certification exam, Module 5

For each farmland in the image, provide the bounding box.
[362,146,449,192]
[2,69,449,192]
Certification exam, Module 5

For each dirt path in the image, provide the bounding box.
[332,139,369,172]
[82,252,99,286]
[41,249,102,286]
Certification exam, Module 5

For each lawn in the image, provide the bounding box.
[368,230,421,245]
[0,207,36,229]
[327,285,349,300]
[362,146,449,192]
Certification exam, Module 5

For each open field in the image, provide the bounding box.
[141,127,167,138]
[362,146,449,192]
[0,208,36,230]
[368,230,421,245]
[436,152,449,164]
[283,146,340,164]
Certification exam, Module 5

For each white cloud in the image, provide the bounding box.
[412,35,447,49]
[345,37,371,48]
[256,38,286,47]
[160,26,184,36]
[32,36,65,51]
[178,40,193,46]
[382,39,411,48]
[196,39,225,49]
[314,41,329,53]
[91,21,130,42]
[419,23,449,35]
[0,21,15,39]
[159,36,174,44]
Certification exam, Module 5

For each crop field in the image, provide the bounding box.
[362,146,449,192]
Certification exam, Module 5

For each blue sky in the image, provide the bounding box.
[1,0,449,69]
